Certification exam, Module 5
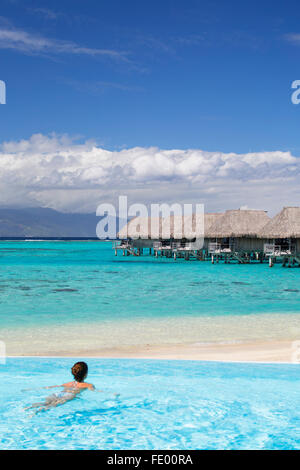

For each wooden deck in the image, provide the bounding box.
[113,240,300,267]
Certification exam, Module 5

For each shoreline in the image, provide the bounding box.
[4,312,300,361]
[10,339,297,363]
[4,314,300,363]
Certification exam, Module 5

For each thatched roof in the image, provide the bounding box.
[118,215,183,239]
[178,213,223,239]
[118,212,223,239]
[118,216,161,239]
[161,214,202,239]
[259,207,300,239]
[204,213,223,236]
[207,209,270,238]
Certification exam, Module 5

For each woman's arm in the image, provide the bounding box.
[44,385,62,389]
[21,384,62,392]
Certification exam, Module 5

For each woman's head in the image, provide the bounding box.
[71,361,88,382]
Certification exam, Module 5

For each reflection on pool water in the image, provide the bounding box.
[1,358,299,450]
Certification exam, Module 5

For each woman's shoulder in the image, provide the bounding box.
[81,382,95,390]
[62,381,75,387]
[62,381,94,390]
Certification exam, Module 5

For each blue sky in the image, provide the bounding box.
[0,0,300,213]
[1,0,300,152]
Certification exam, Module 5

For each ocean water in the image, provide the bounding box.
[1,358,299,450]
[0,241,300,354]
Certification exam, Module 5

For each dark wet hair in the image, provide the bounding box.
[71,361,88,382]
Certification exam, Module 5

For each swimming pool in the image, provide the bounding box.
[1,358,299,450]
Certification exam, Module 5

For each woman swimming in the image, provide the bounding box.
[25,361,95,414]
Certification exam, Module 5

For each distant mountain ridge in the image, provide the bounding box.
[0,207,116,237]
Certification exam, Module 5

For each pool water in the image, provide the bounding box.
[1,358,299,450]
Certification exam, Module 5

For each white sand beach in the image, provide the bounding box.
[74,339,295,363]
[3,312,300,363]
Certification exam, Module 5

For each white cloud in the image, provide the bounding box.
[284,33,300,44]
[0,133,299,214]
[0,25,127,60]
[29,8,60,20]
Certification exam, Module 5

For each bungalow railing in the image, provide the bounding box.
[171,241,194,251]
[264,243,277,256]
[264,243,296,256]
[153,241,162,250]
[152,241,196,251]
[208,242,235,254]
[113,240,130,249]
[208,242,221,254]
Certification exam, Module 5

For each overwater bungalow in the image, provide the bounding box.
[115,213,223,258]
[259,207,300,267]
[206,209,270,262]
[202,213,223,252]
[155,213,209,259]
[114,208,300,267]
[116,216,162,255]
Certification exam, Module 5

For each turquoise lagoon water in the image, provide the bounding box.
[0,240,300,354]
[1,357,299,450]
